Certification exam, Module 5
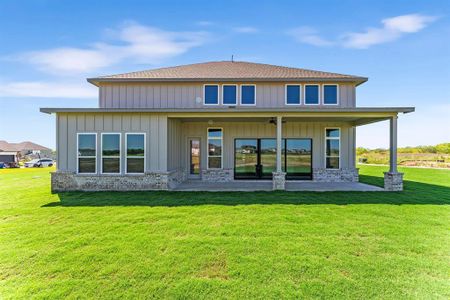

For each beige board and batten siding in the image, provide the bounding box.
[99,82,355,109]
[56,113,168,173]
[172,121,356,172]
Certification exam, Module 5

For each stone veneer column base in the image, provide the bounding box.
[272,172,286,190]
[201,168,233,182]
[384,172,404,191]
[51,169,187,193]
[313,168,359,182]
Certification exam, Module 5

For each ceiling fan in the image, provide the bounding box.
[269,117,287,125]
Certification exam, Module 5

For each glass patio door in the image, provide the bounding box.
[260,139,277,179]
[234,139,258,179]
[285,139,312,180]
[189,138,200,178]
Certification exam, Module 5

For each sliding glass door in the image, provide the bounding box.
[235,139,258,179]
[234,138,312,180]
[285,139,312,180]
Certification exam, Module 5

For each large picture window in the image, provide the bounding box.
[77,133,96,174]
[204,85,219,105]
[240,85,256,105]
[207,128,222,169]
[126,133,145,174]
[325,128,340,169]
[101,133,121,174]
[304,84,319,105]
[323,84,338,105]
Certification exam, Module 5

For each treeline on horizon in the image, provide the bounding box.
[357,143,450,155]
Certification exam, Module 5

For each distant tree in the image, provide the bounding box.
[435,143,450,154]
[356,147,369,155]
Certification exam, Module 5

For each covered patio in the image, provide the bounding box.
[174,179,383,192]
[167,107,414,191]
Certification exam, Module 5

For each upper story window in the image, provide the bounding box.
[101,133,121,174]
[204,85,219,105]
[222,85,237,105]
[77,133,96,174]
[325,128,340,169]
[240,85,256,105]
[126,133,145,174]
[304,85,319,105]
[323,84,339,105]
[286,85,301,105]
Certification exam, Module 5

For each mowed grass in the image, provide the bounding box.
[0,166,449,299]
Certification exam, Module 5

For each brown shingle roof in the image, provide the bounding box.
[88,61,367,85]
[0,140,51,152]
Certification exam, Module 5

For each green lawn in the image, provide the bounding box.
[0,166,449,299]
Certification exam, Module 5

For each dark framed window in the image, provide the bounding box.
[222,85,237,105]
[241,85,256,105]
[323,85,338,105]
[204,85,219,105]
[126,133,145,174]
[325,128,340,169]
[304,85,319,105]
[101,133,121,174]
[77,133,96,174]
[286,85,301,105]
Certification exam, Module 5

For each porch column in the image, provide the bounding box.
[276,116,282,172]
[384,115,403,191]
[273,116,286,190]
[389,115,398,173]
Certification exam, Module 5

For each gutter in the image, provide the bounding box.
[40,107,415,114]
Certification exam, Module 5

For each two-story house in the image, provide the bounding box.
[41,61,414,192]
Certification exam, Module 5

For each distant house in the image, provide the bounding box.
[0,140,52,161]
[41,61,414,192]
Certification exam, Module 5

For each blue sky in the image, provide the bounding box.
[0,0,449,149]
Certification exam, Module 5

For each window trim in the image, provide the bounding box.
[324,127,341,169]
[322,84,340,106]
[207,127,223,169]
[222,84,238,106]
[285,84,301,105]
[76,132,97,174]
[125,132,146,174]
[101,132,122,175]
[203,84,219,106]
[240,84,256,106]
[304,84,320,105]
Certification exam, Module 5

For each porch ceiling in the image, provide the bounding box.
[40,107,414,127]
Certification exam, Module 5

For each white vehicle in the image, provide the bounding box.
[24,158,54,168]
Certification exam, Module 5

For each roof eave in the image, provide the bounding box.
[87,77,368,86]
[40,106,415,114]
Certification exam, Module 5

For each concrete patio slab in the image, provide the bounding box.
[173,180,383,192]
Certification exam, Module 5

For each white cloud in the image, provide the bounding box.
[14,22,208,74]
[0,81,97,98]
[233,26,259,33]
[288,14,437,49]
[342,14,437,49]
[286,26,333,46]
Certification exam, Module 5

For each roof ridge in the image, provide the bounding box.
[87,61,368,86]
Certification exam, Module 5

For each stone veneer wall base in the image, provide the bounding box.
[201,168,233,182]
[313,168,359,182]
[384,172,404,191]
[272,172,286,190]
[51,169,187,193]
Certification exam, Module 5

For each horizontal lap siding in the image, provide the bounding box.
[179,121,355,171]
[100,83,356,109]
[56,113,168,173]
